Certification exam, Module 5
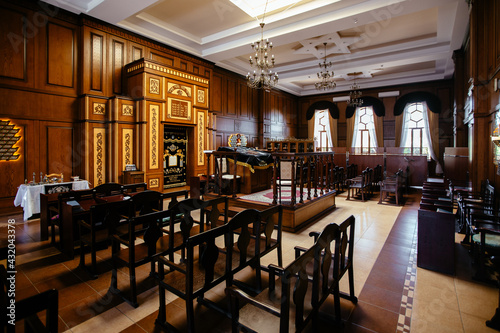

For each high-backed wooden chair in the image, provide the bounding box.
[226,215,357,333]
[347,167,371,201]
[127,190,163,217]
[110,208,173,307]
[78,200,131,278]
[154,208,259,333]
[121,182,148,193]
[379,169,404,205]
[93,182,123,197]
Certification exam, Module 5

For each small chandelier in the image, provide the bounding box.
[247,18,278,91]
[315,42,336,91]
[349,80,363,107]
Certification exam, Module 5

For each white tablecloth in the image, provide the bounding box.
[14,180,90,221]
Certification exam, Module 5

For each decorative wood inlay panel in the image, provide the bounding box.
[47,22,74,88]
[0,9,26,80]
[112,40,124,94]
[122,104,134,116]
[0,120,21,161]
[167,83,192,97]
[93,128,106,186]
[197,110,205,166]
[167,98,192,121]
[91,33,103,91]
[126,63,209,84]
[196,86,206,105]
[149,104,159,169]
[122,128,133,170]
[149,178,159,188]
[93,102,106,115]
[149,77,160,94]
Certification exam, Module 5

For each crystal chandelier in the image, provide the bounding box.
[246,2,278,91]
[349,80,363,107]
[315,43,336,91]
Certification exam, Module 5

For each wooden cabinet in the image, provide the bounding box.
[123,170,145,185]
[266,140,314,152]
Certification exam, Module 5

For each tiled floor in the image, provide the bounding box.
[1,189,498,332]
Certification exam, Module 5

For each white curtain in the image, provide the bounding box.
[351,107,378,149]
[313,109,333,150]
[421,102,443,173]
[399,102,443,173]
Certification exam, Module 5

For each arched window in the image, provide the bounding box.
[313,109,333,151]
[400,102,431,157]
[352,106,377,154]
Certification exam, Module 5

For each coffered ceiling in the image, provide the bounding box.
[44,0,470,96]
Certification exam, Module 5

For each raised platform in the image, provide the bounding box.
[204,189,336,233]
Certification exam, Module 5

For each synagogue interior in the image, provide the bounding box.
[1,0,500,332]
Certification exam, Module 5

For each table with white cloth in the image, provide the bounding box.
[14,180,90,221]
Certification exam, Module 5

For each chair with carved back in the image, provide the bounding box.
[78,200,131,278]
[127,190,164,218]
[109,208,173,307]
[347,168,370,201]
[121,182,148,194]
[154,208,258,333]
[93,182,123,198]
[229,205,283,293]
[1,264,58,333]
[226,215,357,333]
[379,169,404,205]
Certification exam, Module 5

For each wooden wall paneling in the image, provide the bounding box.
[117,124,135,183]
[82,27,107,95]
[41,21,77,93]
[0,5,34,88]
[0,88,77,122]
[277,94,284,123]
[145,73,164,100]
[130,43,144,62]
[495,1,500,71]
[210,72,223,113]
[226,78,237,116]
[250,88,259,120]
[109,36,126,95]
[86,123,107,187]
[150,51,174,67]
[215,134,223,150]
[40,122,74,178]
[239,82,249,119]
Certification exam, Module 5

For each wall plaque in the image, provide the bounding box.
[167,98,192,121]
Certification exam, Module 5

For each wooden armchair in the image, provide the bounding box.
[378,169,404,205]
[347,167,371,201]
[225,215,357,333]
[1,265,58,333]
[468,213,500,281]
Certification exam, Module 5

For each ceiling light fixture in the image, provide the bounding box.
[349,78,363,107]
[314,42,335,91]
[246,1,278,91]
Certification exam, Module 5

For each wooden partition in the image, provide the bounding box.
[443,147,469,187]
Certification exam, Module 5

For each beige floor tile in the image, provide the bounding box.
[412,299,464,331]
[411,318,464,333]
[461,312,500,333]
[413,283,459,311]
